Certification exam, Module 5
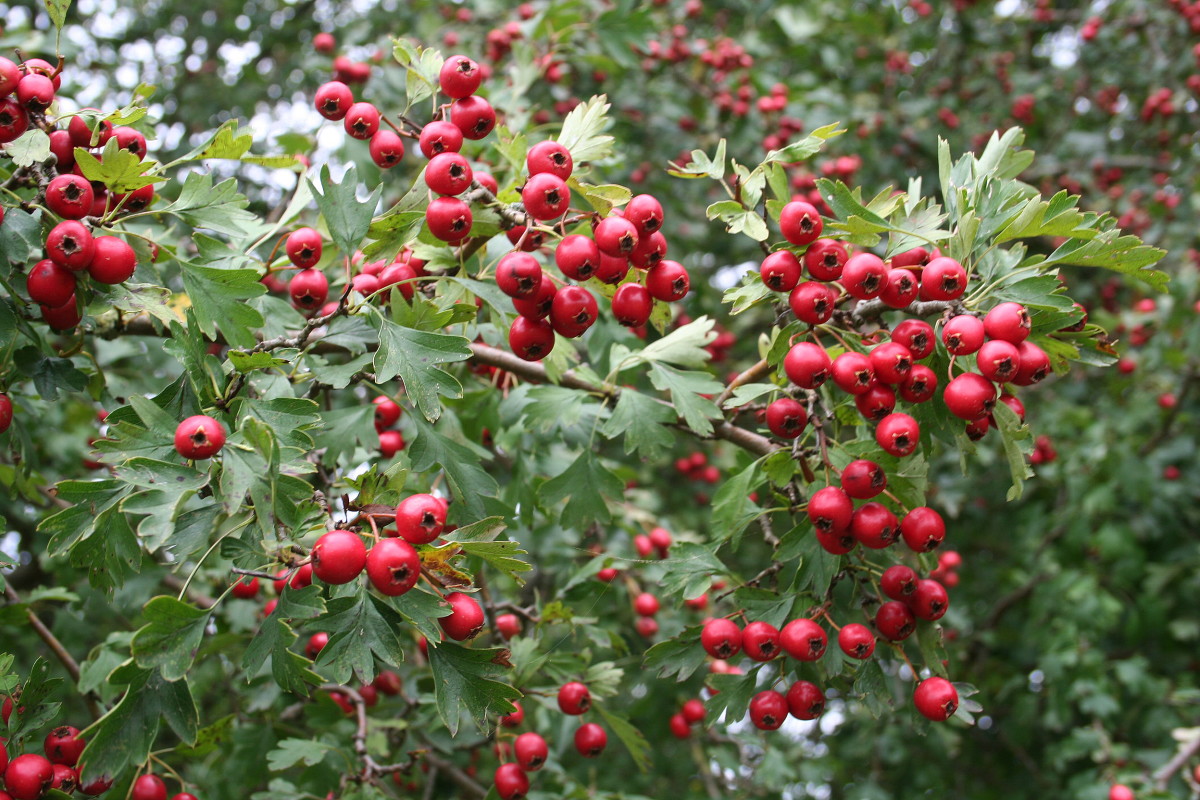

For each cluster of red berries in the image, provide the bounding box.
[492,683,607,800]
[668,698,706,739]
[0,719,115,799]
[1,57,148,332]
[673,451,721,485]
[372,395,405,457]
[324,670,405,717]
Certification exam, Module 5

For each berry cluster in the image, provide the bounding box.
[0,721,119,800]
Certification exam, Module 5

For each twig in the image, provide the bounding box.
[3,585,101,718]
[714,358,773,408]
[1154,731,1200,790]
[421,747,487,799]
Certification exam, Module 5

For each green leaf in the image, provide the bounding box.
[540,451,624,530]
[310,164,381,259]
[3,658,63,746]
[648,364,722,436]
[643,626,708,681]
[707,201,769,241]
[170,714,234,759]
[74,136,163,193]
[169,119,300,169]
[594,703,652,772]
[242,586,325,695]
[569,180,631,215]
[659,542,731,600]
[625,316,718,369]
[454,540,532,585]
[6,129,51,168]
[557,95,614,163]
[705,666,762,722]
[80,664,198,780]
[668,138,726,180]
[407,414,498,521]
[600,390,675,456]
[992,397,1034,501]
[440,516,507,543]
[787,525,839,599]
[1035,226,1168,290]
[100,283,179,328]
[178,262,266,348]
[13,349,88,401]
[427,641,521,736]
[265,739,337,772]
[389,588,450,644]
[0,208,44,273]
[130,596,211,681]
[312,403,375,465]
[163,173,261,237]
[710,458,765,546]
[760,123,845,165]
[315,588,409,684]
[44,0,71,29]
[722,270,776,315]
[852,659,893,718]
[371,308,472,423]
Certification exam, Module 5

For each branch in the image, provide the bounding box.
[420,747,487,799]
[3,585,101,718]
[849,298,963,327]
[1154,730,1200,791]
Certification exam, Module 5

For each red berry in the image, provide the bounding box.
[841,459,886,500]
[558,682,591,715]
[373,396,402,431]
[881,565,919,600]
[977,339,1021,383]
[784,342,832,389]
[495,252,543,299]
[493,763,529,800]
[439,591,484,640]
[900,364,938,404]
[513,732,547,771]
[45,220,95,271]
[625,194,664,235]
[286,228,323,269]
[807,486,854,534]
[891,319,934,360]
[526,140,573,179]
[669,712,691,738]
[920,257,967,300]
[131,775,167,800]
[509,316,555,360]
[49,764,76,793]
[942,314,985,355]
[803,239,848,281]
[765,397,808,439]
[831,352,875,395]
[555,234,600,280]
[875,601,916,641]
[635,616,659,638]
[760,250,802,292]
[1011,341,1051,386]
[850,502,899,549]
[909,578,949,621]
[0,98,29,144]
[311,530,367,585]
[779,200,822,246]
[789,281,836,324]
[943,372,997,421]
[742,620,781,661]
[900,506,946,552]
[425,196,473,241]
[983,302,1031,344]
[48,129,75,169]
[1108,785,1135,800]
[4,754,53,800]
[16,73,55,112]
[395,494,447,545]
[425,152,473,196]
[875,412,920,457]
[0,57,20,95]
[314,81,353,120]
[46,174,95,220]
[40,298,82,331]
[682,698,705,724]
[749,690,788,730]
[43,727,85,767]
[111,126,148,159]
[499,700,525,727]
[549,285,598,337]
[841,253,887,299]
[513,278,557,320]
[231,577,259,599]
[611,283,653,326]
[856,383,897,421]
[700,617,742,659]
[450,95,496,140]
[305,632,329,659]
[343,102,380,139]
[289,564,313,590]
[418,120,464,158]
[365,539,421,596]
[838,623,875,659]
[495,613,521,639]
[378,429,406,457]
[785,680,825,720]
[880,268,919,308]
[779,618,827,661]
[594,216,639,257]
[174,415,227,459]
[368,130,405,168]
[87,236,138,285]
[912,676,958,721]
[373,670,403,695]
[26,259,77,307]
[574,723,607,757]
[645,260,689,301]
[634,592,660,617]
[439,55,483,98]
[869,342,913,385]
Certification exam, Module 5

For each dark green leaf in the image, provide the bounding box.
[130,596,211,681]
[310,164,381,259]
[539,450,623,530]
[427,641,521,736]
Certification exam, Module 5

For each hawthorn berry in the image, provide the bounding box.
[785,680,825,720]
[512,279,556,320]
[26,260,77,308]
[373,396,402,430]
[574,723,607,757]
[231,577,259,599]
[900,506,946,552]
[635,616,659,638]
[4,754,53,800]
[373,670,403,695]
[760,250,802,292]
[45,174,94,220]
[17,73,55,112]
[555,234,601,280]
[838,623,876,659]
[418,120,465,158]
[509,316,555,360]
[174,415,226,459]
[881,564,919,600]
[439,55,483,98]
[803,239,848,281]
[779,618,827,661]
[368,130,405,168]
[499,701,525,727]
[439,592,485,640]
[912,676,958,721]
[87,236,138,285]
[875,601,916,641]
[550,285,598,337]
[49,764,76,793]
[513,732,548,771]
[557,681,591,715]
[286,227,323,268]
[314,81,353,120]
[495,613,521,639]
[880,268,919,308]
[682,698,705,724]
[629,230,667,268]
[700,617,742,659]
[343,101,380,139]
[378,429,405,457]
[493,763,529,800]
[977,339,1021,383]
[365,538,421,597]
[1012,341,1051,386]
[645,259,690,301]
[612,283,653,326]
[425,152,473,196]
[789,280,836,324]
[594,252,630,284]
[305,632,329,659]
[0,98,28,143]
[875,412,920,457]
[841,252,888,299]
[807,485,853,533]
[496,252,543,299]
[526,139,574,179]
[850,502,899,549]
[856,383,897,421]
[779,200,823,246]
[765,397,808,439]
[841,459,887,500]
[749,690,788,730]
[625,194,665,234]
[742,620,781,661]
[131,774,167,800]
[891,319,935,360]
[942,314,985,355]
[943,372,997,421]
[43,727,85,767]
[594,216,639,257]
[900,364,938,404]
[919,257,968,300]
[784,342,832,389]
[449,95,496,140]
[425,196,473,241]
[288,268,329,312]
[909,579,949,621]
[869,342,913,384]
[983,302,1031,344]
[395,494,447,545]
[311,530,367,585]
[634,592,660,617]
[45,220,95,271]
[831,351,875,395]
[1108,786,1135,800]
[669,712,691,739]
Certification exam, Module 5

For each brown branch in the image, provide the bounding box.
[3,585,101,718]
[714,358,773,408]
[1153,731,1200,791]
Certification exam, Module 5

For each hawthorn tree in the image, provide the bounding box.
[1,3,1198,800]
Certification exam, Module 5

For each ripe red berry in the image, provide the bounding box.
[449,95,496,140]
[875,601,916,641]
[841,459,886,500]
[1108,785,1135,800]
[611,283,653,326]
[231,577,259,599]
[625,194,665,235]
[942,314,985,355]
[86,236,137,285]
[881,565,919,600]
[343,102,380,139]
[0,57,20,95]
[493,763,529,800]
[869,342,913,384]
[378,429,405,457]
[509,316,555,360]
[425,196,473,241]
[373,670,403,695]
[43,727,85,767]
[49,764,76,793]
[838,623,875,659]
[418,120,465,158]
[16,73,55,112]
[46,174,94,220]
[558,682,591,715]
[4,754,54,800]
[550,285,598,338]
[841,253,887,299]
[314,81,353,120]
[983,302,1031,344]
[634,592,660,617]
[439,54,483,98]
[365,539,421,596]
[131,774,167,800]
[808,485,854,534]
[831,352,875,395]
[286,228,322,269]
[779,200,822,246]
[499,701,525,728]
[760,250,802,292]
[305,632,329,659]
[900,364,938,403]
[555,234,600,280]
[919,257,967,301]
[513,732,547,771]
[373,396,402,431]
[891,319,934,360]
[645,260,689,301]
[765,397,808,439]
[311,530,367,585]
[395,493,447,545]
[1012,341,1051,386]
[0,98,29,144]
[45,220,95,271]
[856,383,897,421]
[439,591,485,640]
[513,279,556,320]
[174,415,226,459]
[900,506,946,552]
[368,130,405,168]
[574,723,607,757]
[850,502,899,549]
[682,698,705,724]
[779,618,827,661]
[803,239,848,281]
[943,372,997,421]
[700,617,743,659]
[495,613,521,639]
[649,526,672,554]
[789,281,836,324]
[77,770,113,797]
[495,252,543,299]
[742,620,781,661]
[594,216,639,257]
[749,690,788,730]
[288,268,329,312]
[669,712,691,738]
[526,140,573,179]
[875,412,920,457]
[880,268,919,308]
[635,616,659,638]
[977,339,1021,383]
[909,578,949,621]
[912,676,958,721]
[784,342,832,389]
[26,259,77,308]
[785,680,825,720]
[425,152,473,196]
